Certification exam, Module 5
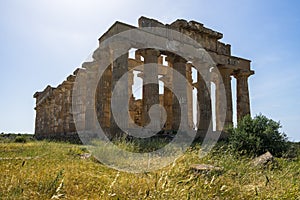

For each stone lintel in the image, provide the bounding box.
[208,51,251,71]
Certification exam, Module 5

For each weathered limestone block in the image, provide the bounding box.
[252,151,274,167]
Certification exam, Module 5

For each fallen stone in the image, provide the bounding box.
[252,151,274,167]
[190,164,222,173]
[80,153,91,159]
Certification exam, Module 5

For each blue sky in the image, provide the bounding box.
[0,0,299,141]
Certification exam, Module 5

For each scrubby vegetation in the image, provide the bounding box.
[227,114,290,157]
[0,133,34,143]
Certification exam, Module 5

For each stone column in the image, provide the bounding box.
[56,86,64,134]
[97,65,112,129]
[196,65,212,132]
[186,63,194,129]
[72,68,87,132]
[167,54,188,131]
[110,45,130,137]
[160,74,173,130]
[215,66,233,130]
[45,99,52,135]
[128,69,135,128]
[48,96,55,134]
[52,90,59,134]
[234,70,254,121]
[83,61,99,133]
[140,49,160,129]
[67,75,76,133]
[34,105,41,136]
[62,79,75,133]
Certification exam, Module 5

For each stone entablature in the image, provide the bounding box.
[34,16,254,141]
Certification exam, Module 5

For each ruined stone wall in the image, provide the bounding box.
[34,72,79,142]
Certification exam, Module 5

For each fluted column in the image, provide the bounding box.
[128,69,135,128]
[186,63,194,129]
[234,70,254,121]
[167,55,188,131]
[97,65,112,129]
[72,68,87,132]
[215,67,233,130]
[110,45,130,136]
[43,100,50,135]
[83,61,102,133]
[34,105,42,136]
[56,86,64,134]
[47,96,55,134]
[160,74,173,130]
[62,78,75,133]
[141,49,160,129]
[196,65,212,132]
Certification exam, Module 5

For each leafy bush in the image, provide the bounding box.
[14,136,27,143]
[227,114,289,157]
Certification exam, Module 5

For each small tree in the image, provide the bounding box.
[228,114,289,157]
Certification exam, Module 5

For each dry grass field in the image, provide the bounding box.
[0,137,299,199]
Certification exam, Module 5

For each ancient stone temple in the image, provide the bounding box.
[33,16,254,142]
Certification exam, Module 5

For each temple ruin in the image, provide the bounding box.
[33,17,254,142]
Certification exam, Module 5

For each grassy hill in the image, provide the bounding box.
[0,138,299,199]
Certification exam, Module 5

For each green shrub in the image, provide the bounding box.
[227,114,289,157]
[14,136,27,143]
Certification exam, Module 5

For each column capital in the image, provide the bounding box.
[192,59,214,70]
[138,48,161,58]
[217,66,234,76]
[233,69,254,78]
[211,66,232,83]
